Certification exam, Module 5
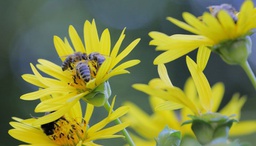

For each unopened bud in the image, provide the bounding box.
[82,81,111,107]
[211,36,252,65]
[156,126,181,146]
[183,113,237,145]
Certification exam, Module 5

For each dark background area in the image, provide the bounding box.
[1,0,256,145]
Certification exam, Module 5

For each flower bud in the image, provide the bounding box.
[82,81,111,106]
[211,36,252,65]
[182,113,237,145]
[156,126,181,146]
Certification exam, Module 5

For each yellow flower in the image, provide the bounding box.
[129,57,256,145]
[149,0,255,65]
[9,97,130,146]
[20,20,140,125]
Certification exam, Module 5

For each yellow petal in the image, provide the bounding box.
[220,94,246,119]
[148,78,168,89]
[90,19,101,53]
[69,25,85,53]
[32,93,82,126]
[111,60,140,72]
[87,97,122,135]
[108,106,129,121]
[154,101,183,111]
[211,82,225,112]
[54,36,74,62]
[165,87,199,114]
[9,122,53,144]
[35,93,77,112]
[123,101,161,138]
[202,12,227,42]
[149,31,172,47]
[196,46,211,71]
[157,64,173,86]
[83,20,100,54]
[129,133,155,146]
[237,0,254,35]
[217,10,236,39]
[108,96,116,116]
[184,77,197,102]
[87,122,129,141]
[85,103,94,124]
[22,74,46,88]
[87,135,124,142]
[69,101,83,120]
[102,70,130,81]
[112,38,140,69]
[153,34,213,64]
[153,47,196,64]
[37,59,70,82]
[99,29,111,56]
[182,12,208,35]
[86,115,109,136]
[64,37,75,55]
[151,34,212,51]
[30,63,61,88]
[167,17,200,34]
[133,84,169,100]
[10,120,36,130]
[230,121,256,136]
[133,84,198,114]
[95,58,112,85]
[20,88,67,100]
[82,141,101,146]
[149,96,181,128]
[183,77,204,113]
[110,29,125,59]
[186,56,212,111]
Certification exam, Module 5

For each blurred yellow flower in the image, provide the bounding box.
[149,0,255,65]
[20,20,140,125]
[9,98,130,146]
[129,57,256,145]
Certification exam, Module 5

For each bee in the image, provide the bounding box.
[75,61,91,83]
[41,113,68,136]
[88,52,106,67]
[208,4,238,22]
[61,52,87,71]
[41,118,60,135]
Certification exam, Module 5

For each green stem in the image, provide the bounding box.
[240,61,256,89]
[104,101,135,146]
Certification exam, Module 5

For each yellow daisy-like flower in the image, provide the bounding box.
[131,56,256,145]
[124,82,256,146]
[20,20,140,125]
[9,97,130,146]
[149,0,255,65]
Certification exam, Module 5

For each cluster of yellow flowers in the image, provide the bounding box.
[9,0,256,146]
[9,20,140,146]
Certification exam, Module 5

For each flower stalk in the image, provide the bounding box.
[240,61,256,89]
[104,100,135,146]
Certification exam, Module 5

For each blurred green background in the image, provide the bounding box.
[1,0,256,145]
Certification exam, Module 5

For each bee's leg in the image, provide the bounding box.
[73,76,78,84]
[69,64,73,70]
[76,71,80,79]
